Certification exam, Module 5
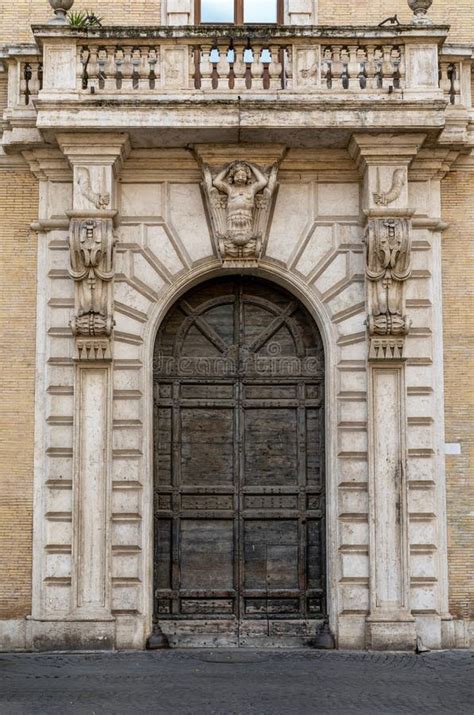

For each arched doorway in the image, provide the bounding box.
[153,276,326,646]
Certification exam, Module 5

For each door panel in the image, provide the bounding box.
[153,277,326,646]
[180,408,235,485]
[243,407,298,486]
[180,520,234,590]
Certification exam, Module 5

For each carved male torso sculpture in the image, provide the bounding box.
[202,160,278,260]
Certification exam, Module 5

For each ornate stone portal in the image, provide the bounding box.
[1,8,463,651]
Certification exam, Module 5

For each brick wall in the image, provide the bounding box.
[318,0,474,44]
[0,0,162,42]
[0,170,38,618]
[441,172,474,621]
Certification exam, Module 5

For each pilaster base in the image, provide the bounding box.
[27,619,116,652]
[366,618,417,651]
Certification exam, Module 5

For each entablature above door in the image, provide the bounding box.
[2,23,473,153]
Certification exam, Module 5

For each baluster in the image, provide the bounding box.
[253,45,265,90]
[284,46,293,89]
[391,47,401,90]
[87,45,99,92]
[115,47,124,90]
[227,40,236,90]
[258,46,270,90]
[448,63,460,105]
[216,44,228,90]
[122,47,134,91]
[439,61,450,99]
[340,47,350,89]
[20,63,30,105]
[200,45,212,90]
[357,48,367,90]
[268,45,282,90]
[131,48,141,90]
[193,46,202,90]
[138,47,149,90]
[322,47,333,89]
[29,62,41,99]
[244,40,254,90]
[382,45,393,89]
[79,46,90,90]
[399,46,406,88]
[374,47,383,89]
[97,47,107,90]
[348,45,359,90]
[209,42,221,90]
[332,46,342,89]
[233,43,246,91]
[365,46,376,90]
[103,46,116,91]
[148,47,159,90]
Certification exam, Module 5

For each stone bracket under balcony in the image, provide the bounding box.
[2,24,473,151]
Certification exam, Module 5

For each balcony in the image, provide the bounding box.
[1,24,473,150]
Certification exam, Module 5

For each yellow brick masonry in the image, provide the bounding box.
[441,173,474,621]
[0,0,473,44]
[0,170,38,618]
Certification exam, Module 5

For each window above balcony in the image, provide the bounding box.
[162,0,317,26]
[197,0,283,25]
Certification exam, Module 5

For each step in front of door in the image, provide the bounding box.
[159,618,324,648]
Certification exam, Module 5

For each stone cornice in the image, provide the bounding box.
[30,24,451,44]
[22,148,72,181]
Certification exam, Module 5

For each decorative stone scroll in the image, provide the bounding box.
[69,216,116,359]
[201,160,279,261]
[365,217,412,359]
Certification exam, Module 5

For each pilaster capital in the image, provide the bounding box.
[57,132,131,171]
[57,133,131,212]
[348,133,426,173]
[350,135,425,215]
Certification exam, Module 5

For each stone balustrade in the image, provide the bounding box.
[77,39,406,94]
[1,25,472,150]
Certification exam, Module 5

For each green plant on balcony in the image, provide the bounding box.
[68,9,103,29]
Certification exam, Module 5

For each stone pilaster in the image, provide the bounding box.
[350,134,424,650]
[58,133,130,361]
[58,133,130,622]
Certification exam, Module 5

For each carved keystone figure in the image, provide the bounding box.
[202,160,279,260]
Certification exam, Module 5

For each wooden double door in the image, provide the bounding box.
[153,277,326,646]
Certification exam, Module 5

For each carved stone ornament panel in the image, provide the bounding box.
[69,217,116,358]
[372,168,406,207]
[201,160,279,261]
[76,166,111,210]
[365,217,412,358]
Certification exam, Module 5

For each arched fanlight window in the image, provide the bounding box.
[196,0,284,24]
